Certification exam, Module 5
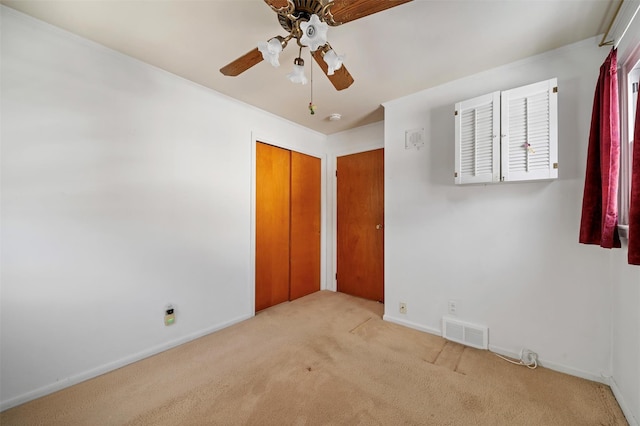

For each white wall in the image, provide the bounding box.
[0,7,325,409]
[382,38,615,381]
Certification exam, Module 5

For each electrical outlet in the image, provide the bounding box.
[448,300,457,315]
[164,304,175,326]
[399,302,407,314]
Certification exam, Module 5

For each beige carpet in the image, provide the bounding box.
[1,291,627,425]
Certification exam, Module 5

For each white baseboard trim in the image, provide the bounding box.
[383,315,610,386]
[487,343,608,384]
[383,314,442,336]
[609,377,639,426]
[0,313,252,412]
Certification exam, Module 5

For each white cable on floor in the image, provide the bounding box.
[494,352,538,369]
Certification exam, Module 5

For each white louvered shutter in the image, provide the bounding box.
[501,78,558,182]
[454,91,501,184]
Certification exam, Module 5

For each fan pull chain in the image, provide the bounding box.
[309,50,316,115]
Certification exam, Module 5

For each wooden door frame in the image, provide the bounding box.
[329,142,384,294]
[249,133,327,315]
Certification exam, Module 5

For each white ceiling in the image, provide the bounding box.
[1,0,618,135]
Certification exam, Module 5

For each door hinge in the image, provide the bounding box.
[553,162,558,169]
[454,172,458,178]
[335,170,338,177]
[454,110,458,116]
[335,273,338,281]
[553,86,558,93]
[633,82,639,93]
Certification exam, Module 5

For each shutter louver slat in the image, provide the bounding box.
[454,91,500,184]
[524,91,550,172]
[502,79,556,181]
[508,97,527,173]
[474,103,494,176]
[460,110,475,176]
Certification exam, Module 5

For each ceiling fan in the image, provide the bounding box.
[220,0,413,91]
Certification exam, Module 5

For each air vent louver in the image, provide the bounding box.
[442,316,488,350]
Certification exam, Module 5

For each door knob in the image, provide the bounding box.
[376,224,384,230]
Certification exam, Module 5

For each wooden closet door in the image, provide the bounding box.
[290,151,321,300]
[337,149,384,302]
[255,143,290,312]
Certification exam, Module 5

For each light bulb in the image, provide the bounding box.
[323,49,344,75]
[300,14,328,52]
[257,38,283,67]
[287,62,307,85]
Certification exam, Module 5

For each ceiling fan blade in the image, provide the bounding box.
[220,48,264,77]
[328,0,413,24]
[263,0,289,8]
[312,49,354,91]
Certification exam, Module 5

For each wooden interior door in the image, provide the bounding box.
[255,143,291,312]
[290,151,321,300]
[337,149,384,302]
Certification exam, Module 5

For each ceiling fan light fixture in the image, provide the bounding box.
[287,57,307,84]
[257,37,284,67]
[299,14,328,52]
[222,0,413,91]
[323,49,344,75]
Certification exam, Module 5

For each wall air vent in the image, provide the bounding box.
[442,316,489,350]
[405,128,425,150]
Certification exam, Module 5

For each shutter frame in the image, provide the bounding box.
[501,78,558,182]
[454,91,501,184]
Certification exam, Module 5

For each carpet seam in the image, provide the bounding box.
[432,341,447,365]
[453,346,466,373]
[348,317,373,334]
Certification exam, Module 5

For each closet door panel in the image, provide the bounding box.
[255,142,291,312]
[290,152,321,300]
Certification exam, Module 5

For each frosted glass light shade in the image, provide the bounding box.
[323,49,344,75]
[287,64,307,84]
[300,14,328,52]
[257,38,283,67]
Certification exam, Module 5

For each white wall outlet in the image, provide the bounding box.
[164,304,175,326]
[399,302,407,314]
[448,300,457,315]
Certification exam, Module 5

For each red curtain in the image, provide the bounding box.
[579,49,621,249]
[628,80,640,265]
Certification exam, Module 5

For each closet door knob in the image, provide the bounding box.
[376,224,383,230]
